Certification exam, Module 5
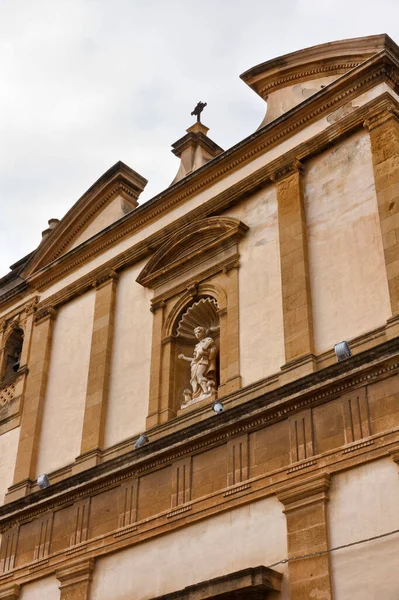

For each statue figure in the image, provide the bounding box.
[178,326,218,407]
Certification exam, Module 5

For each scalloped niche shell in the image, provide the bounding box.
[176,298,219,342]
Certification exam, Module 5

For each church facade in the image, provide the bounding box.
[0,34,399,599]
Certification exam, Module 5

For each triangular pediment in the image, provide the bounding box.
[22,161,147,278]
[137,217,248,288]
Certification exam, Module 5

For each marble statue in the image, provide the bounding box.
[178,326,217,407]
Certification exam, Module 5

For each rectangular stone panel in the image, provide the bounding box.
[137,466,172,520]
[313,399,345,454]
[89,486,119,539]
[192,445,227,500]
[368,376,399,434]
[15,520,37,567]
[249,420,290,477]
[51,505,77,554]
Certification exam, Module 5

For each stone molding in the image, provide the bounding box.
[0,428,397,587]
[150,566,282,600]
[277,472,330,512]
[136,217,248,289]
[33,307,57,324]
[23,162,147,278]
[56,558,95,597]
[0,585,20,600]
[93,269,119,289]
[240,34,398,97]
[270,158,304,182]
[16,93,397,314]
[363,102,399,131]
[16,54,399,294]
[2,336,399,524]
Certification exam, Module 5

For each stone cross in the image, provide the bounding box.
[191,101,207,123]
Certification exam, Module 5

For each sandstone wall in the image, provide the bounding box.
[36,291,95,475]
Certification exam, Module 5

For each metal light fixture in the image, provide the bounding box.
[134,433,149,449]
[37,474,50,489]
[334,341,352,362]
[212,400,224,414]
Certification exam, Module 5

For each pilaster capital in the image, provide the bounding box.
[94,269,119,289]
[150,299,166,314]
[389,442,399,466]
[363,103,399,132]
[276,472,330,512]
[34,306,57,324]
[56,557,95,591]
[222,257,240,274]
[271,158,304,183]
[0,585,20,600]
[22,298,39,318]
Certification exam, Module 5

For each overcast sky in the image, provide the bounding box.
[1,0,399,276]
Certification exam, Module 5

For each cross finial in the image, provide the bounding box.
[191,101,207,123]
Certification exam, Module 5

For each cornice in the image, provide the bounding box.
[22,161,147,279]
[1,334,399,526]
[56,557,95,588]
[240,34,399,98]
[276,472,330,512]
[0,430,398,589]
[271,159,304,183]
[26,92,399,315]
[0,585,20,600]
[34,307,57,324]
[136,217,248,289]
[19,52,399,294]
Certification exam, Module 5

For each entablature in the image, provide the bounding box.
[6,49,398,298]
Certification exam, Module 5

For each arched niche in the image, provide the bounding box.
[137,216,248,428]
[173,297,220,410]
[1,328,24,381]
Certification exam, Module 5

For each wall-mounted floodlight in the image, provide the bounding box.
[37,474,50,489]
[212,401,224,415]
[134,434,149,449]
[334,341,352,362]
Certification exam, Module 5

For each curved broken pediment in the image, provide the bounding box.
[136,216,248,289]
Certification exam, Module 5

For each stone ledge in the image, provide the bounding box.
[149,566,282,600]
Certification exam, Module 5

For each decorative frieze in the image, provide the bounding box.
[70,499,91,548]
[0,527,18,574]
[288,409,314,464]
[171,458,192,507]
[33,513,53,561]
[227,434,249,487]
[342,388,371,444]
[118,480,138,529]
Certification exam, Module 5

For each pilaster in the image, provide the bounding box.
[277,472,332,600]
[75,271,118,473]
[146,301,165,429]
[6,307,57,502]
[273,160,316,382]
[0,585,20,600]
[365,106,399,329]
[56,558,95,600]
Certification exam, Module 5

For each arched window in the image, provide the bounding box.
[1,328,24,381]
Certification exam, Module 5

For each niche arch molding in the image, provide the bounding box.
[0,298,38,434]
[137,216,248,428]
